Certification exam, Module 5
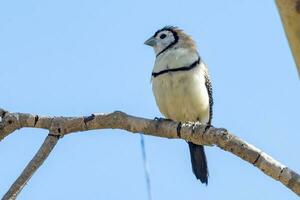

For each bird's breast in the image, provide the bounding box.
[152,65,210,123]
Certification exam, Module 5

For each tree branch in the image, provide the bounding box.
[1,108,299,197]
[276,0,300,76]
[2,134,59,200]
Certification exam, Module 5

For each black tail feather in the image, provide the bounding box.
[188,142,209,184]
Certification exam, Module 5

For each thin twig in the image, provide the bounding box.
[140,134,152,200]
[2,134,59,200]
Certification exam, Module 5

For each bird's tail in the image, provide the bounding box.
[188,142,209,184]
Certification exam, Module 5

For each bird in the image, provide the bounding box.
[144,26,213,184]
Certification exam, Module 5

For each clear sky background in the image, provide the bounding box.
[0,0,300,199]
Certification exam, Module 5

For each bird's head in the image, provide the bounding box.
[144,26,196,57]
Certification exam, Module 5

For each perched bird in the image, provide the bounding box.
[144,26,213,184]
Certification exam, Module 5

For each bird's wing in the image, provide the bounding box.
[204,68,213,125]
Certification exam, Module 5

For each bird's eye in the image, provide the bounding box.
[160,34,167,39]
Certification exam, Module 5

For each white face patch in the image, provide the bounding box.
[154,30,175,55]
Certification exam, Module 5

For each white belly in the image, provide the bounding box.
[152,66,210,124]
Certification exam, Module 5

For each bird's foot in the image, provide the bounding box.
[204,124,214,133]
[177,122,182,138]
[154,117,172,122]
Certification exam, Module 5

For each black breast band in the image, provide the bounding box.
[152,57,201,78]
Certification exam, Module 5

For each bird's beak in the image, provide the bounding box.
[144,36,156,47]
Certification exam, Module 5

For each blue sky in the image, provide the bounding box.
[0,0,300,199]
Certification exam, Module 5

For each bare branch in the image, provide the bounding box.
[2,134,59,200]
[276,0,300,76]
[1,108,300,197]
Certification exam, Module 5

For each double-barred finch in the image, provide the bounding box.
[145,26,213,184]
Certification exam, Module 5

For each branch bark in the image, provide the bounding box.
[276,0,300,76]
[2,134,59,200]
[1,108,299,197]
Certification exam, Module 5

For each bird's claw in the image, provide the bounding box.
[177,122,182,138]
[204,124,214,133]
[154,117,172,122]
